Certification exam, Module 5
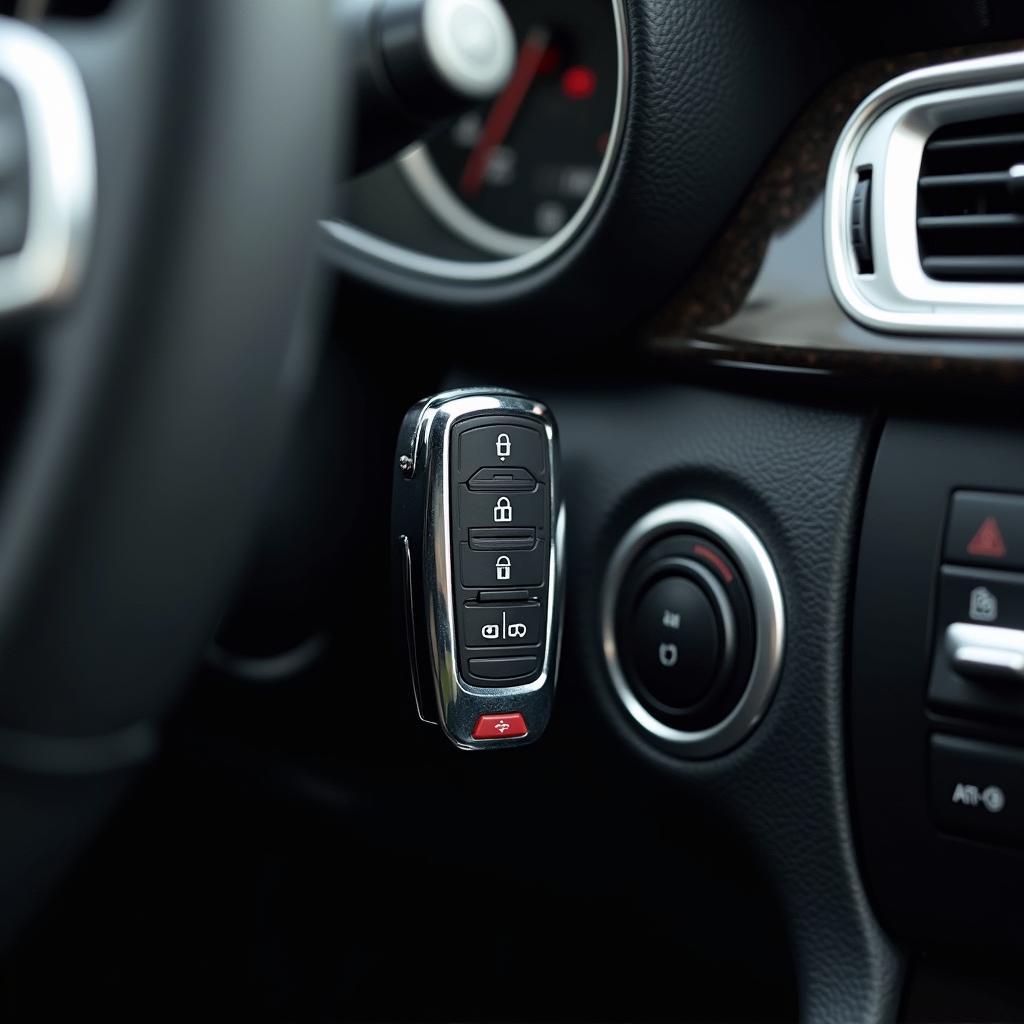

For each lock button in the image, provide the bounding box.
[457,485,546,531]
[460,543,546,588]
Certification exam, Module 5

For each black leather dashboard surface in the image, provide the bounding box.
[540,382,903,1024]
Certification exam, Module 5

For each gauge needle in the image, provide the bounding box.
[458,25,551,199]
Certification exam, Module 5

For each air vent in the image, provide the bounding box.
[918,113,1024,282]
[826,51,1024,337]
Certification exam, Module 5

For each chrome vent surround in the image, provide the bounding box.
[826,51,1024,337]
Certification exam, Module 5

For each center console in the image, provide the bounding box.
[852,416,1024,947]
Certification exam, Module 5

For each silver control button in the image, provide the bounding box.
[946,622,1024,683]
[601,501,785,759]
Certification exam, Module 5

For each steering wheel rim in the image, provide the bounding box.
[0,0,340,946]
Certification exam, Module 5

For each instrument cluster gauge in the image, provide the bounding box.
[400,0,626,260]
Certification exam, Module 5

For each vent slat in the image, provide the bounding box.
[926,130,1024,153]
[921,255,1024,280]
[918,113,1024,282]
[919,171,1012,189]
[918,213,1024,229]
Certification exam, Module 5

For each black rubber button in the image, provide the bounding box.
[630,575,720,710]
[468,656,539,684]
[931,734,1024,845]
[464,603,542,647]
[460,543,545,588]
[458,484,545,530]
[459,422,546,478]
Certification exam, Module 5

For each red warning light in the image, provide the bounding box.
[967,516,1007,558]
[561,65,597,101]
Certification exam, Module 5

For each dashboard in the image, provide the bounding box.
[4,1,1024,1022]
[314,4,1024,1017]
[271,6,1024,1014]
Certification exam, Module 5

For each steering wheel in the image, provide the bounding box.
[0,1,340,946]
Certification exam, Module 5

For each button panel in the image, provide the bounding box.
[927,491,1024,846]
[451,415,551,688]
[394,390,560,749]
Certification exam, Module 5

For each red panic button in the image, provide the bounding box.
[472,713,528,740]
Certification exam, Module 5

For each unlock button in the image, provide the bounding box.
[461,543,546,588]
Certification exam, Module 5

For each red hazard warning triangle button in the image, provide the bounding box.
[946,491,1024,570]
[967,516,1007,558]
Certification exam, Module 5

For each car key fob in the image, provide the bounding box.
[392,389,564,749]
